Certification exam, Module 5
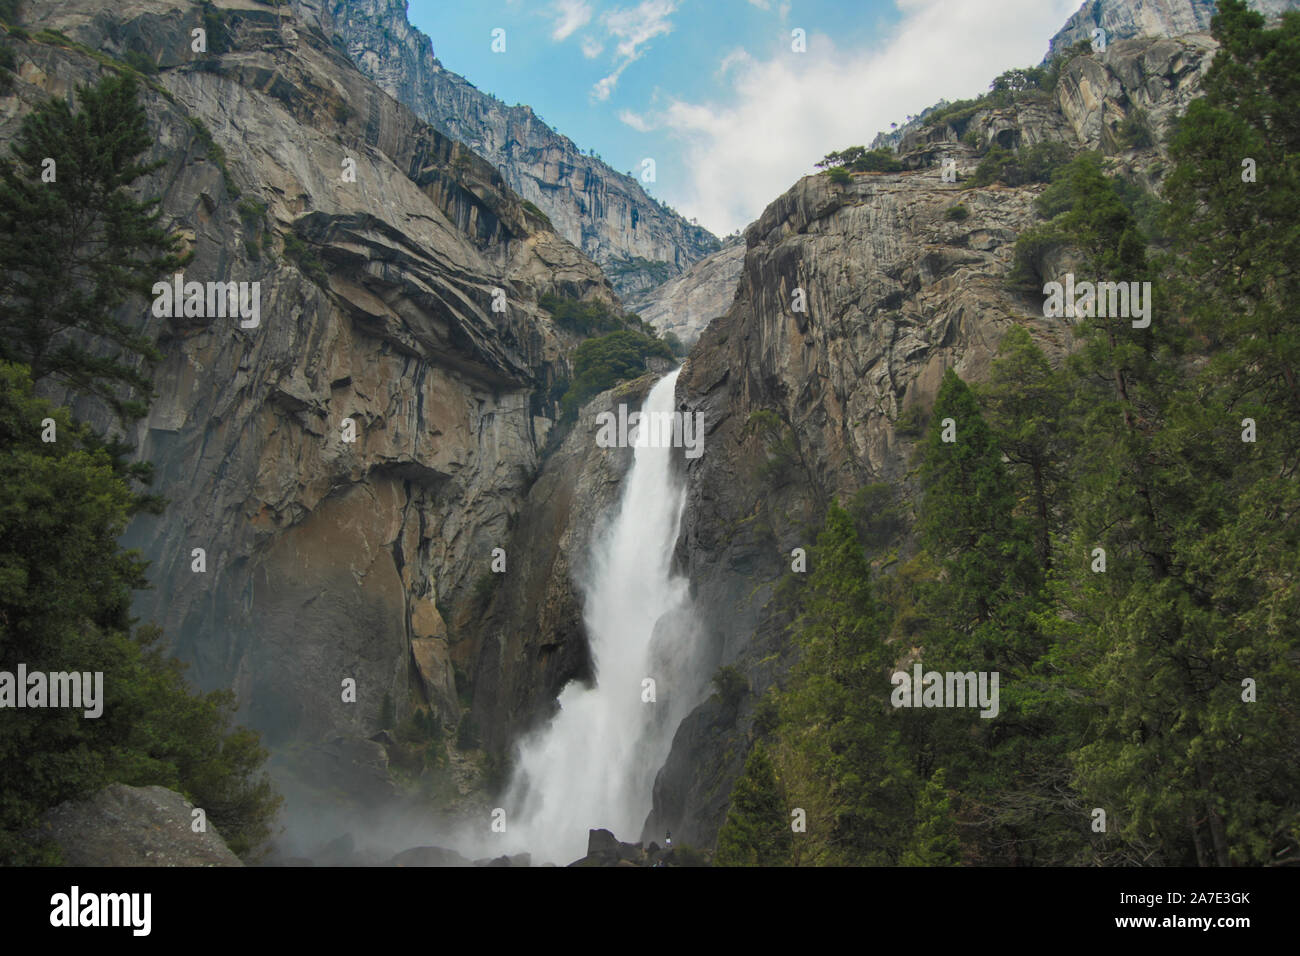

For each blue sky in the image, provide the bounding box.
[405,0,1080,235]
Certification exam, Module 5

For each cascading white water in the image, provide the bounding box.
[500,369,704,865]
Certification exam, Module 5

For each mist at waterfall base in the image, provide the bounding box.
[497,369,708,865]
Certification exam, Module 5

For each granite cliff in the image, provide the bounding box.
[651,26,1230,848]
[2,0,632,818]
[325,0,721,300]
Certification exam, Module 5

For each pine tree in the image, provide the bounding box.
[775,503,915,865]
[0,362,280,863]
[0,72,186,424]
[714,743,792,866]
[901,769,961,866]
[975,326,1074,571]
[1040,5,1300,862]
[918,369,1041,667]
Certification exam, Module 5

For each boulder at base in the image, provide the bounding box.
[40,784,244,866]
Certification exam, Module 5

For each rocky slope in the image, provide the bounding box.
[325,0,720,300]
[3,0,629,812]
[652,29,1223,848]
[41,785,244,866]
[1045,0,1298,60]
[873,0,1295,153]
[625,238,745,346]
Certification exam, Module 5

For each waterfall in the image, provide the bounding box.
[501,369,704,865]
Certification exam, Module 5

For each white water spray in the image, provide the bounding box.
[501,369,705,865]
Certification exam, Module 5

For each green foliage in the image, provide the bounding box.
[1043,41,1093,94]
[455,712,480,750]
[604,255,674,285]
[0,72,187,424]
[520,199,552,228]
[1018,140,1073,183]
[1114,108,1154,149]
[973,326,1074,569]
[717,3,1300,867]
[924,97,987,130]
[283,232,328,287]
[0,0,23,25]
[537,292,625,336]
[711,665,748,710]
[1007,150,1136,289]
[122,49,158,75]
[559,329,672,419]
[918,370,1042,664]
[472,572,497,609]
[237,198,267,227]
[846,482,907,556]
[766,504,917,865]
[714,744,792,866]
[901,770,961,866]
[990,66,1047,94]
[0,363,280,863]
[661,330,687,357]
[966,144,1017,188]
[924,61,1058,133]
[670,843,710,866]
[966,140,1071,189]
[746,408,800,482]
[817,146,903,173]
[387,707,445,777]
[826,166,851,185]
[944,203,969,221]
[200,1,232,55]
[893,403,929,437]
[187,115,239,197]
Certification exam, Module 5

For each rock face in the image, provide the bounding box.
[3,0,621,773]
[567,828,685,866]
[874,0,1295,152]
[326,0,721,299]
[467,372,658,753]
[1045,0,1298,61]
[40,785,243,866]
[892,33,1218,173]
[625,239,746,346]
[651,31,1221,848]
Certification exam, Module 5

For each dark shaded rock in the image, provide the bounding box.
[587,828,620,858]
[387,846,473,867]
[40,784,243,867]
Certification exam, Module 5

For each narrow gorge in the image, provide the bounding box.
[1,0,1296,873]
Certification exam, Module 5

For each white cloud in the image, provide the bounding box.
[635,0,1078,234]
[593,60,632,101]
[581,35,604,58]
[619,109,654,132]
[746,0,771,9]
[551,0,593,41]
[603,0,678,58]
[590,0,678,98]
[716,47,754,77]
